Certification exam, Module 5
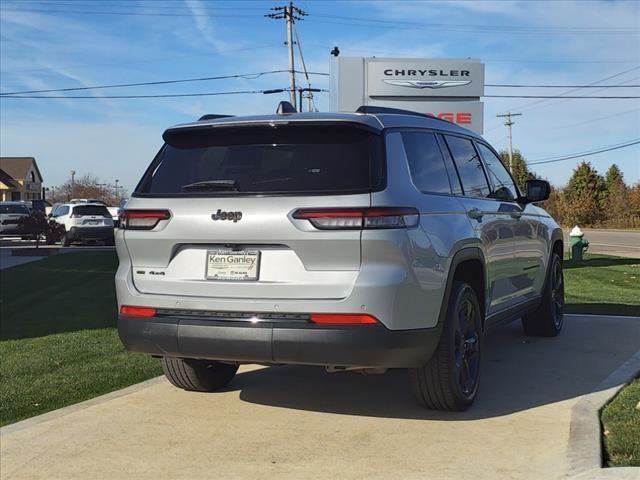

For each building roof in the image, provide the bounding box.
[0,157,43,183]
[0,168,21,189]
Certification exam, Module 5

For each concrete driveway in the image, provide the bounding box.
[1,314,639,480]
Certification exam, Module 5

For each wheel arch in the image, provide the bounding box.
[438,248,487,330]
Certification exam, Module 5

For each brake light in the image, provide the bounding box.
[120,305,157,317]
[292,207,419,230]
[310,313,379,325]
[120,210,170,230]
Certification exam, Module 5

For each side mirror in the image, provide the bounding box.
[523,179,550,203]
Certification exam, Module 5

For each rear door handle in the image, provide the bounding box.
[467,208,484,220]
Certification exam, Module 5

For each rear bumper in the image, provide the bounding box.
[68,226,114,240]
[118,314,440,368]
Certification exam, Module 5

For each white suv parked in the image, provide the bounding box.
[50,202,115,246]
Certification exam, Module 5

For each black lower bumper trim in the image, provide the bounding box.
[118,315,440,368]
[68,226,114,240]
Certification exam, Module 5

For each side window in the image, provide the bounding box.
[443,135,491,199]
[476,143,519,202]
[401,131,452,194]
[58,206,69,216]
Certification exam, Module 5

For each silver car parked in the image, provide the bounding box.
[117,105,564,411]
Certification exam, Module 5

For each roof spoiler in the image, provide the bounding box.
[198,114,234,121]
[277,101,297,115]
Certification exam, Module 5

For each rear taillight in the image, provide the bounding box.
[310,313,379,325]
[120,305,157,317]
[292,207,419,230]
[120,210,170,230]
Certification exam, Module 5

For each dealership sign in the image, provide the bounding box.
[330,57,485,133]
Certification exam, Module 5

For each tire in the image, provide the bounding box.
[162,357,238,392]
[61,232,71,247]
[521,252,564,337]
[409,281,483,411]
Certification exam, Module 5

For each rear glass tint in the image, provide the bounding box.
[136,125,384,195]
[72,205,110,216]
[0,204,29,214]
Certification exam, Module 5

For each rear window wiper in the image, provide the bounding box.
[180,180,240,192]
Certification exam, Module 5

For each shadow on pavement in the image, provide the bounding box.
[231,316,640,420]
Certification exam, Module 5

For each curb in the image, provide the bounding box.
[0,376,165,436]
[567,350,640,479]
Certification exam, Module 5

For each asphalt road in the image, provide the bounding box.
[563,228,640,258]
[2,314,639,480]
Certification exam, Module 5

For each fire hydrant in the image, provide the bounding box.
[569,226,589,262]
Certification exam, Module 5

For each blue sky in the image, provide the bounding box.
[1,0,639,194]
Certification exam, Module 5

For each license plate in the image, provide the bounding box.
[86,220,99,225]
[206,250,260,281]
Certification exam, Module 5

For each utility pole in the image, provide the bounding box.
[69,170,76,200]
[115,179,119,204]
[496,112,522,173]
[266,2,307,111]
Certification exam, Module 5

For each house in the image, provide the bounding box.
[0,157,44,201]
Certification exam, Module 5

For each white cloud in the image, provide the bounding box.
[183,0,231,53]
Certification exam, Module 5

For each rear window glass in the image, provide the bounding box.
[0,204,29,214]
[136,125,384,196]
[72,205,110,216]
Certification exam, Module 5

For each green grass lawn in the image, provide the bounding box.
[601,379,640,467]
[0,252,161,427]
[564,254,640,317]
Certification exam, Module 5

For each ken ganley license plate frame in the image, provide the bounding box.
[206,250,260,281]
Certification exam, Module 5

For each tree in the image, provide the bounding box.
[629,183,640,216]
[17,211,65,248]
[540,185,565,226]
[602,164,630,224]
[562,161,606,227]
[604,164,624,189]
[499,149,536,193]
[47,174,127,206]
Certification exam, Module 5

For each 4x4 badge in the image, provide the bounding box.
[212,209,242,223]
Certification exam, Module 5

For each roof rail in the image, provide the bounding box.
[355,105,454,125]
[198,114,234,121]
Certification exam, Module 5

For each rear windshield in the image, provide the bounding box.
[0,204,29,214]
[72,205,110,217]
[136,125,384,196]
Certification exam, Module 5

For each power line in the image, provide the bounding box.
[0,89,329,99]
[508,66,640,113]
[0,7,262,17]
[305,17,639,36]
[528,140,640,165]
[1,1,266,10]
[0,70,328,96]
[486,84,640,88]
[309,13,639,34]
[0,90,267,99]
[0,44,282,75]
[485,95,640,99]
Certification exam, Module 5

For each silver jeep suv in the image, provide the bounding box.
[117,105,564,411]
